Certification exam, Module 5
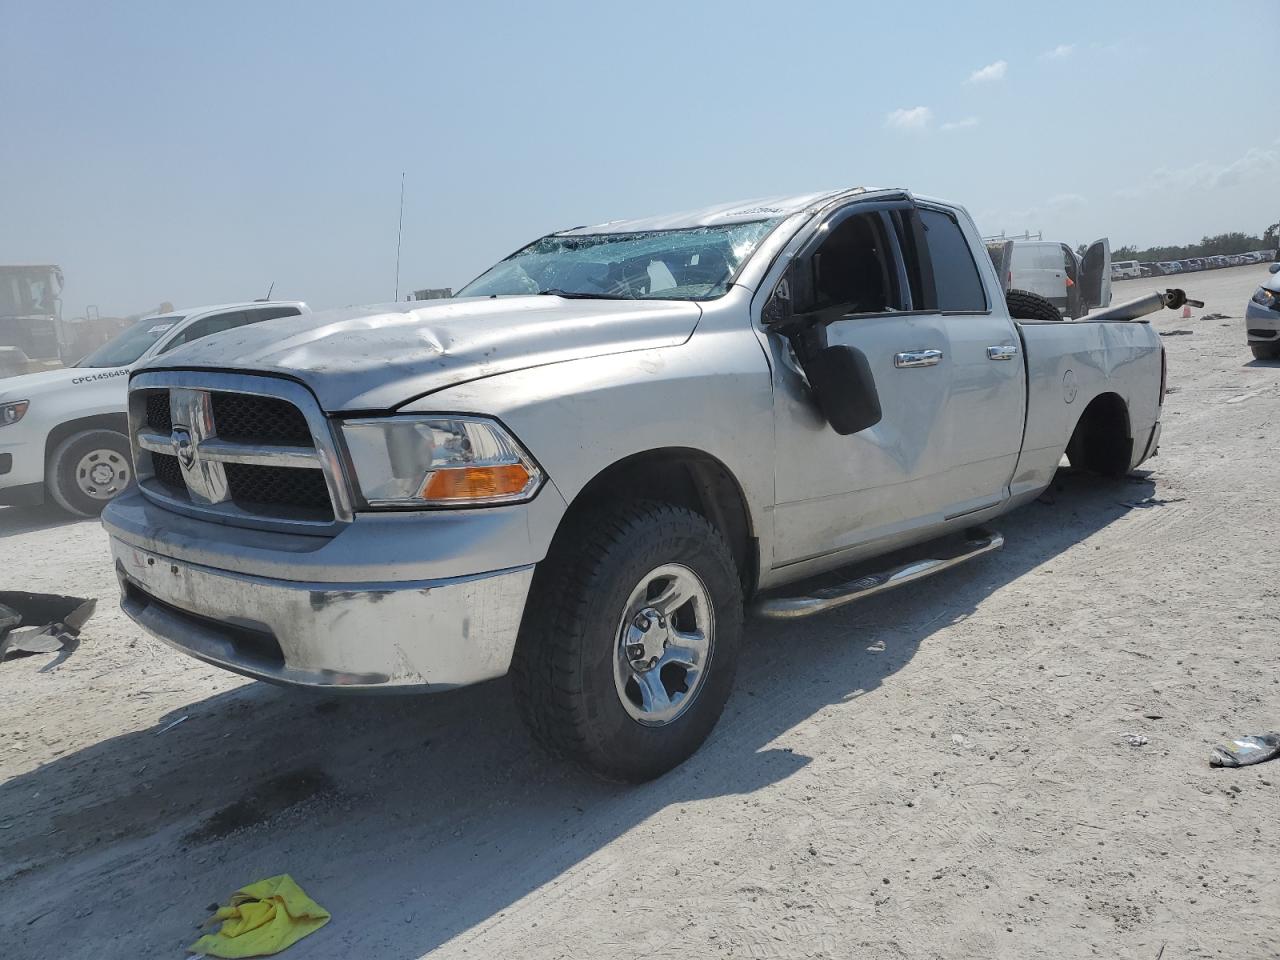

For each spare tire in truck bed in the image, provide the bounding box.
[1006,288,1063,322]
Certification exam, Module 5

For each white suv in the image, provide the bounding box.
[0,300,307,515]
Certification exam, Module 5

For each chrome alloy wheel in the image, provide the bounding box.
[75,448,131,500]
[613,563,714,726]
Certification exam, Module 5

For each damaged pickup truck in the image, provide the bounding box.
[102,188,1191,781]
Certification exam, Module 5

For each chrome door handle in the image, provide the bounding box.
[986,344,1019,361]
[894,349,943,368]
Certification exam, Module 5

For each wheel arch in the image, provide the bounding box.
[556,447,759,596]
[44,413,130,470]
[1065,390,1133,476]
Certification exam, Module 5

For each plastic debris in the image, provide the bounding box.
[1120,733,1149,747]
[1210,733,1280,768]
[0,592,96,666]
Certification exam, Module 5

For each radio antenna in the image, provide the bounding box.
[264,280,274,301]
[394,171,405,301]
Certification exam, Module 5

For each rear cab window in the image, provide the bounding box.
[917,208,988,312]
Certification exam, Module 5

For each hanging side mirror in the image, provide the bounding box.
[1269,263,1279,274]
[804,345,882,436]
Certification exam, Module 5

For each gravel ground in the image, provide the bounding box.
[1,265,1277,960]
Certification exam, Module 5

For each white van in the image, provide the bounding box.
[1002,239,1112,319]
[1111,260,1141,280]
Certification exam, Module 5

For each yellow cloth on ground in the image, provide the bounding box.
[189,874,330,958]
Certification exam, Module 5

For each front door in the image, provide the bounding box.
[767,206,957,567]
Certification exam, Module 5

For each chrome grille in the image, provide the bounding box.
[129,372,353,531]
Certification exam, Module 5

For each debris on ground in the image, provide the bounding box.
[190,874,331,958]
[1210,733,1280,768]
[1159,329,1195,337]
[1121,497,1187,509]
[1201,312,1231,322]
[0,591,96,666]
[157,715,189,735]
[1120,733,1149,747]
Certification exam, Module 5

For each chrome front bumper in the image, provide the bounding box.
[110,537,534,690]
[102,485,566,691]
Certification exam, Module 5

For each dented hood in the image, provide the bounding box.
[141,295,702,411]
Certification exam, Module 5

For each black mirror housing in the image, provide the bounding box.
[804,344,882,435]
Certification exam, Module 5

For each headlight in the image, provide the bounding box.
[341,415,542,507]
[0,400,29,427]
[1252,287,1278,310]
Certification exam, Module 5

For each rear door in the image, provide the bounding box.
[1080,238,1112,312]
[915,205,1027,518]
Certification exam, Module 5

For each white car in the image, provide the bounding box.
[0,300,307,515]
[1111,259,1142,280]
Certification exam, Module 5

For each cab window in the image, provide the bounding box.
[917,208,988,312]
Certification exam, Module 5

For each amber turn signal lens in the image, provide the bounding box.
[420,463,532,501]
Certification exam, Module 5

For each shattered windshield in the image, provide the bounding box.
[456,219,783,301]
[75,316,185,367]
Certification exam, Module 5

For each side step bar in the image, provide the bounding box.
[754,528,1004,620]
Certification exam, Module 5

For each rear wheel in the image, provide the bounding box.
[1250,342,1280,361]
[47,429,134,517]
[512,501,743,782]
[1006,288,1063,323]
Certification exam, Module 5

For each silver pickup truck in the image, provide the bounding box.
[103,188,1186,781]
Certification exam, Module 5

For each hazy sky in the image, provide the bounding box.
[2,0,1273,318]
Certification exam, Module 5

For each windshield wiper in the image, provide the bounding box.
[536,288,630,300]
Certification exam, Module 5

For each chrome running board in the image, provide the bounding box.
[754,528,1004,620]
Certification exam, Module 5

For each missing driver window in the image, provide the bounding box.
[810,213,900,316]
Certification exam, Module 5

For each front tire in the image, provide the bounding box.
[47,429,134,517]
[1250,342,1280,361]
[512,501,743,782]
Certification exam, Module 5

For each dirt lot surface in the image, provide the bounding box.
[2,265,1278,959]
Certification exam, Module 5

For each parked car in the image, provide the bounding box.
[1246,263,1280,360]
[1112,260,1142,280]
[1003,239,1112,318]
[0,301,308,514]
[103,189,1173,781]
[1184,258,1205,271]
[1138,263,1158,278]
[1160,261,1183,274]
